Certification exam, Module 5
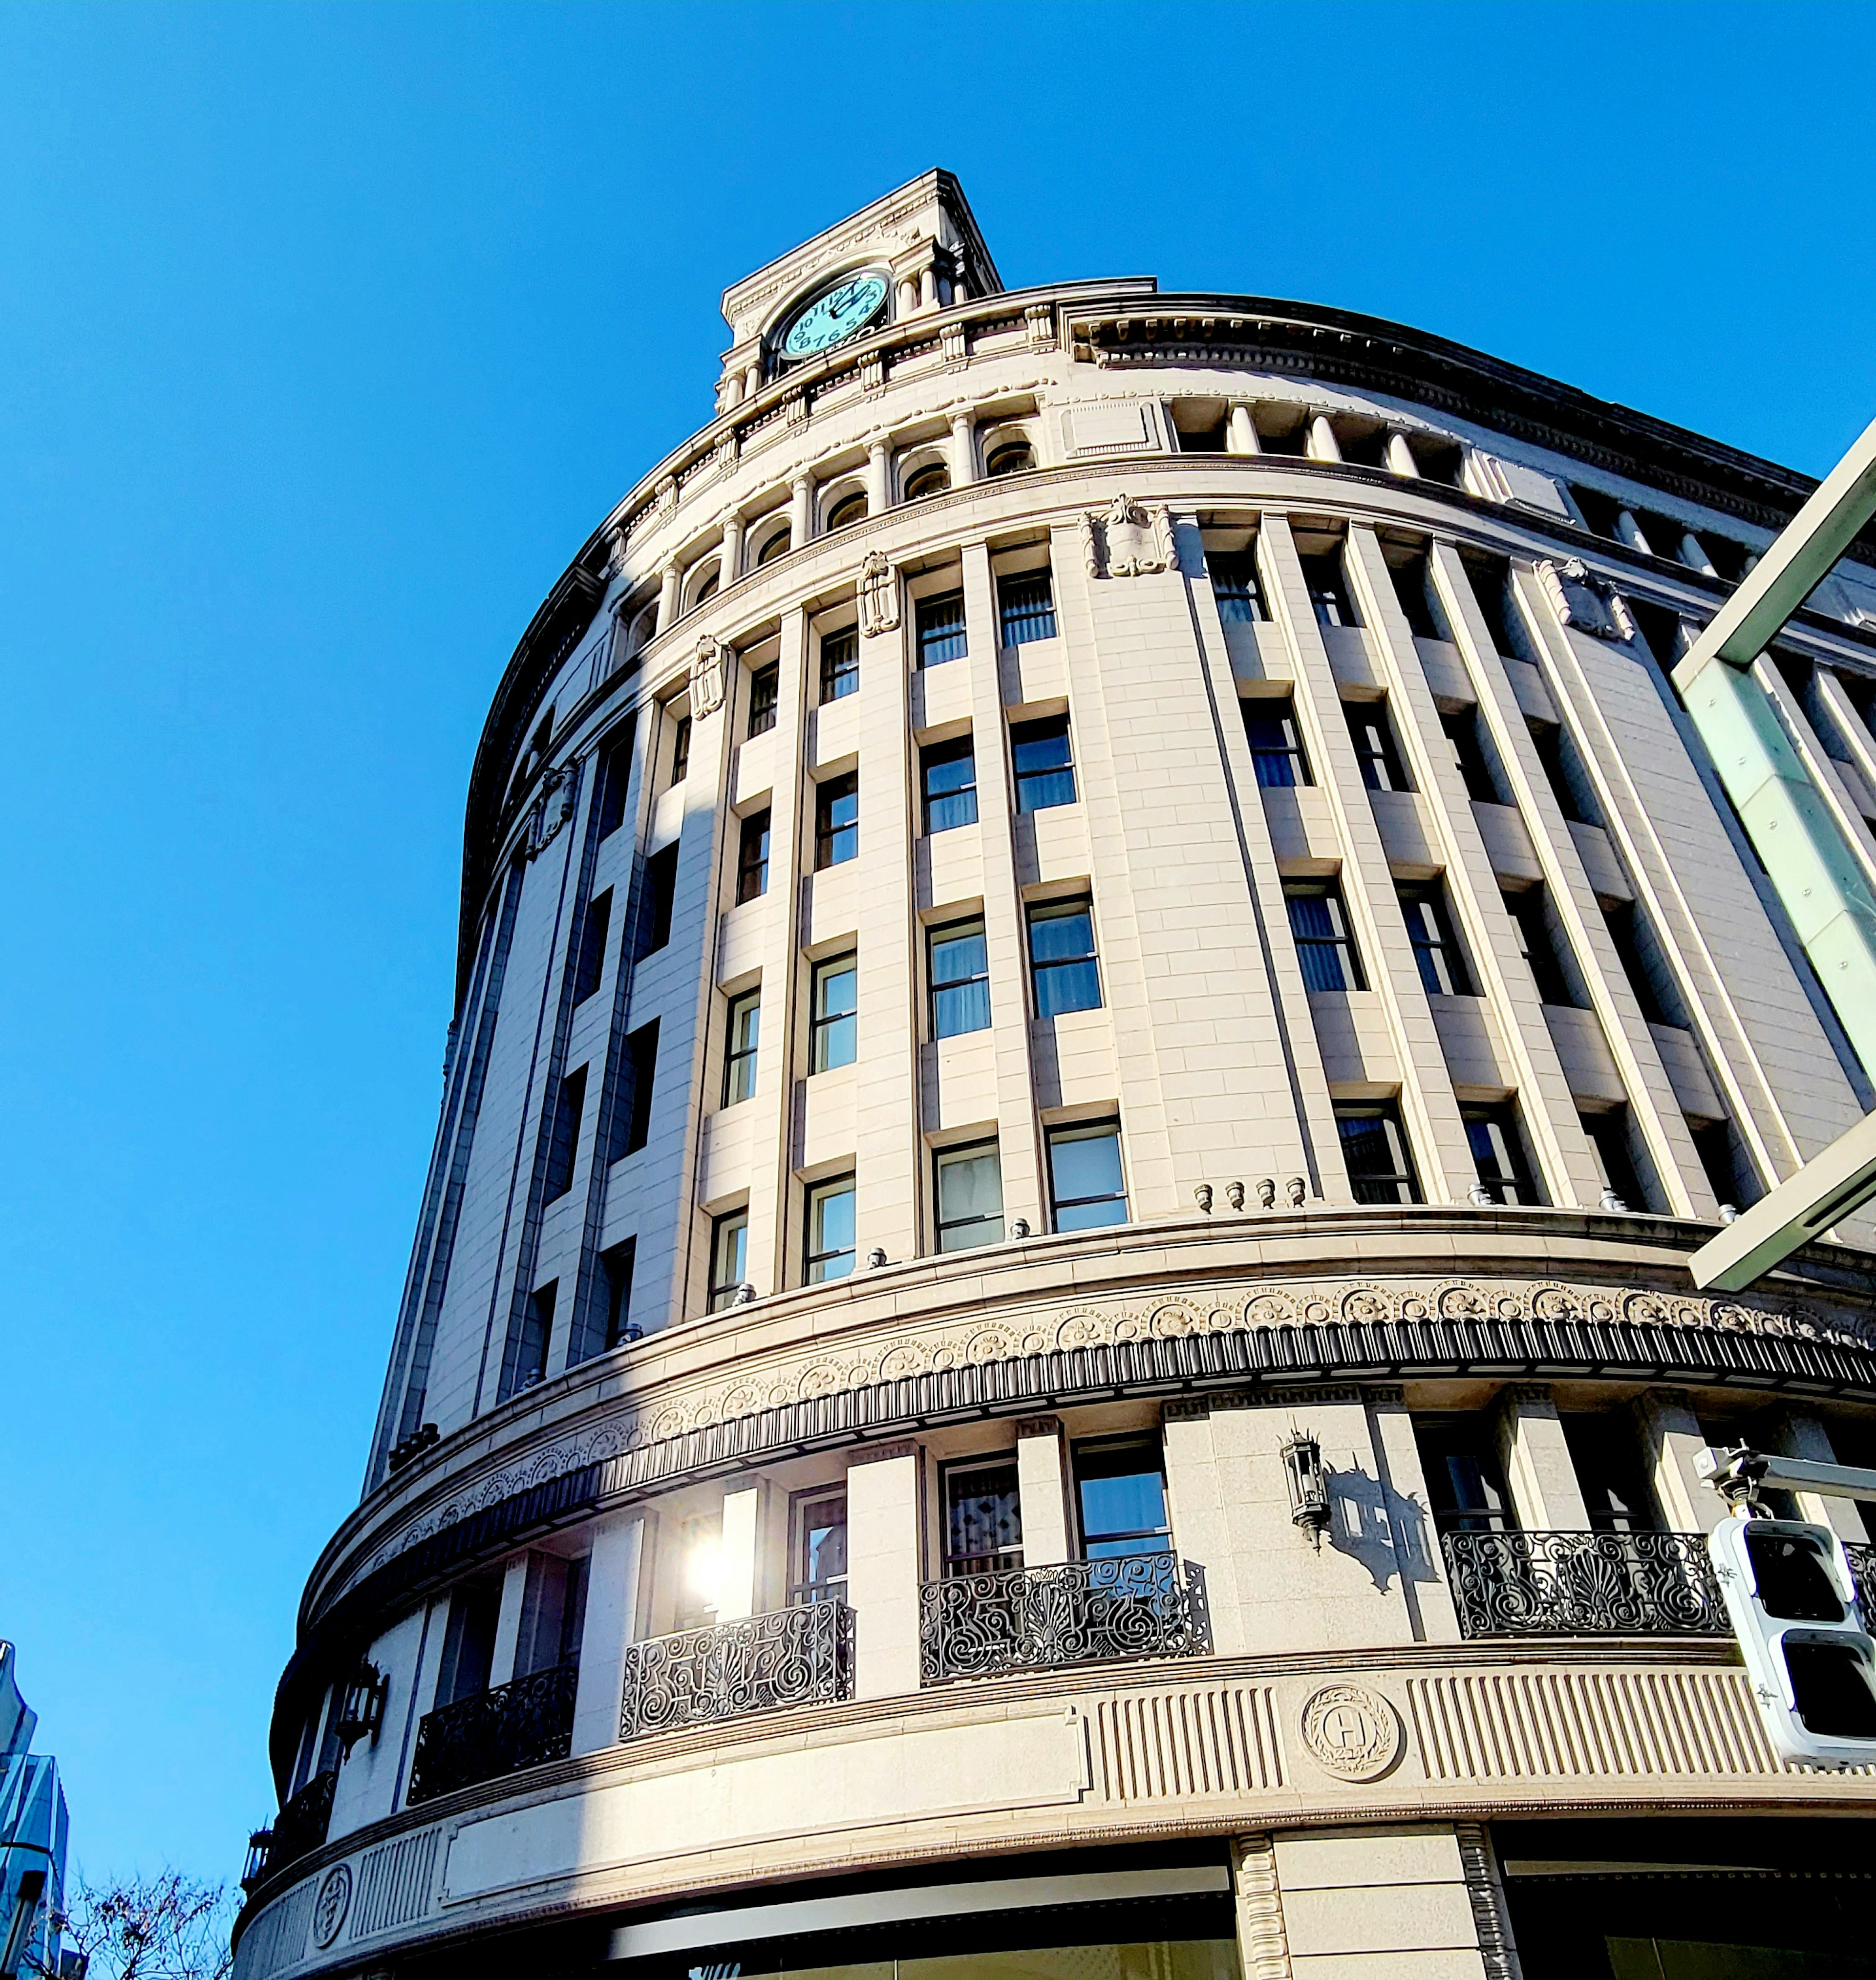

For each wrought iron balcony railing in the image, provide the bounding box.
[1441,1529,1727,1639]
[920,1551,1207,1684]
[247,1767,335,1886]
[1845,1540,1876,1618]
[619,1600,854,1739]
[406,1662,577,1806]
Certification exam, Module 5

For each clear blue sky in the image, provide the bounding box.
[3,0,1873,1890]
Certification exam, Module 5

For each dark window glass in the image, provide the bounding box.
[708,1209,747,1312]
[755,525,790,566]
[1441,708,1499,802]
[930,920,990,1038]
[921,736,978,832]
[1012,715,1076,812]
[998,570,1058,646]
[1299,552,1359,628]
[1336,1102,1421,1205]
[1209,551,1265,624]
[1075,1437,1171,1558]
[500,1280,555,1401]
[618,1021,658,1159]
[723,990,760,1105]
[1285,882,1366,993]
[985,440,1033,477]
[805,1175,855,1283]
[936,1140,1004,1252]
[435,1577,501,1705]
[1399,884,1472,996]
[570,890,612,1005]
[746,663,778,738]
[944,1458,1023,1575]
[1463,1104,1538,1206]
[691,572,718,610]
[1244,698,1313,788]
[1389,554,1442,639]
[811,956,857,1072]
[1571,485,1626,539]
[826,490,867,531]
[820,628,859,703]
[640,843,679,955]
[1529,722,1591,824]
[1505,888,1575,1006]
[1603,902,1670,1024]
[904,462,949,501]
[595,727,634,840]
[1047,1119,1128,1231]
[1176,417,1227,453]
[916,589,968,666]
[736,810,770,903]
[1415,1416,1514,1534]
[1346,701,1410,792]
[1562,1415,1659,1534]
[1463,554,1517,655]
[1028,898,1101,1016]
[515,1550,589,1677]
[670,715,691,784]
[1582,1108,1647,1211]
[600,1238,637,1350]
[815,773,858,868]
[792,1489,848,1604]
[542,1067,587,1202]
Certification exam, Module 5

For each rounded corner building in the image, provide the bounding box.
[240,171,1876,1980]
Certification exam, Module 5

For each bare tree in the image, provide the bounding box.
[32,1874,235,1980]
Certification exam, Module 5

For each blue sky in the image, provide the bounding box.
[3,0,1873,1888]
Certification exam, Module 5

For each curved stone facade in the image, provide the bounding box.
[243,173,1876,1980]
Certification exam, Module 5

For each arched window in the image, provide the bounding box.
[690,571,720,612]
[756,526,791,566]
[904,462,950,502]
[826,490,868,532]
[987,439,1035,478]
[630,604,659,652]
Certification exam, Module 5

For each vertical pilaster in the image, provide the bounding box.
[1230,1833,1292,1980]
[867,440,891,516]
[1777,1412,1868,1542]
[1633,1389,1724,1535]
[572,1511,648,1756]
[656,561,682,633]
[1496,1386,1591,1531]
[1016,1417,1071,1566]
[949,410,977,485]
[718,1483,765,1618]
[488,1553,532,1688]
[847,1442,922,1699]
[1227,404,1259,456]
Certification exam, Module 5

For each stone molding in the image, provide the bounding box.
[1230,1833,1292,1980]
[1456,1823,1525,1980]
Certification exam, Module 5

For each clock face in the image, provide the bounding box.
[779,272,889,361]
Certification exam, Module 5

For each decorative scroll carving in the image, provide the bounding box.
[858,550,900,638]
[406,1664,576,1806]
[1082,492,1178,578]
[526,765,577,862]
[1535,556,1636,642]
[1230,1833,1292,1980]
[689,635,726,718]
[1456,1823,1525,1980]
[619,1602,854,1739]
[1441,1529,1726,1639]
[1298,1681,1402,1782]
[920,1552,1206,1684]
[1025,301,1058,351]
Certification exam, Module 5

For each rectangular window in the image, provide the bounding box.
[805,1174,856,1283]
[736,809,770,903]
[746,662,778,738]
[1046,1118,1128,1232]
[810,955,857,1071]
[930,919,991,1038]
[1285,881,1366,993]
[1399,883,1472,996]
[936,1140,1004,1252]
[600,1238,637,1350]
[1346,701,1410,792]
[916,589,968,666]
[998,569,1057,646]
[1244,696,1313,788]
[1011,714,1076,812]
[1335,1102,1422,1205]
[619,1021,658,1158]
[435,1576,501,1705]
[1462,553,1517,656]
[570,890,612,1004]
[1602,902,1671,1024]
[944,1457,1023,1576]
[640,844,679,955]
[792,1488,848,1605]
[1581,1107,1647,1210]
[670,714,691,784]
[542,1066,587,1202]
[1074,1436,1171,1558]
[595,727,634,840]
[920,736,978,833]
[1414,1415,1514,1535]
[1209,552,1265,623]
[815,773,858,867]
[819,627,859,703]
[1529,721,1591,824]
[502,1279,555,1399]
[1440,708,1499,802]
[514,1549,590,1677]
[1299,552,1359,628]
[1505,887,1575,1006]
[1028,897,1101,1016]
[1562,1415,1659,1534]
[707,1208,748,1311]
[1388,553,1442,640]
[1463,1103,1538,1206]
[723,990,760,1105]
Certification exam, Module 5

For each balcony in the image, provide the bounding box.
[406,1663,577,1806]
[1847,1540,1876,1617]
[1441,1530,1727,1639]
[244,1767,335,1887]
[919,1552,1207,1685]
[618,1601,854,1740]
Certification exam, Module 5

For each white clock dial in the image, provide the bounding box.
[780,273,889,360]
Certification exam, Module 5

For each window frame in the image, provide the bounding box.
[920,734,978,832]
[915,588,968,667]
[825,488,867,532]
[1345,700,1411,792]
[804,1173,857,1284]
[1010,713,1077,813]
[1399,882,1472,997]
[1208,550,1266,623]
[1334,1101,1422,1205]
[940,1452,1024,1578]
[1284,880,1366,993]
[1026,895,1102,1017]
[1462,1103,1539,1207]
[1045,1117,1129,1233]
[934,1138,1005,1253]
[1072,1433,1172,1559]
[789,1483,849,1605]
[1299,550,1360,628]
[735,809,771,904]
[746,662,779,738]
[814,772,859,869]
[1243,696,1313,788]
[818,626,859,703]
[928,917,991,1039]
[722,989,761,1107]
[997,568,1058,647]
[707,1207,748,1312]
[810,954,858,1072]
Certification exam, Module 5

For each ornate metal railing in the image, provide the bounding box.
[1846,1540,1876,1617]
[406,1662,578,1805]
[253,1767,336,1882]
[619,1601,854,1739]
[920,1552,1207,1684]
[1441,1529,1727,1639]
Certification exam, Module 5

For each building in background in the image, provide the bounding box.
[238,173,1876,1980]
[1,1643,69,1980]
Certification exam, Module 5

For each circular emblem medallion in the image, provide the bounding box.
[1299,1683,1402,1782]
[312,1863,352,1948]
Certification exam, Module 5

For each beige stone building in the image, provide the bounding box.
[236,174,1876,1980]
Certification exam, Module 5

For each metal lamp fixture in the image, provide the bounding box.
[334,1661,389,1756]
[1279,1428,1332,1549]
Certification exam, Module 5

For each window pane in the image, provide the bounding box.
[998,571,1057,646]
[1286,885,1363,994]
[812,960,857,1071]
[931,922,990,1038]
[1245,701,1311,788]
[737,810,770,902]
[820,629,859,702]
[1049,1122,1127,1230]
[1209,552,1264,623]
[1464,1107,1535,1206]
[816,774,858,867]
[945,1461,1022,1573]
[1029,901,1101,1017]
[807,1180,855,1282]
[917,590,968,666]
[746,663,778,738]
[724,993,760,1105]
[921,737,977,832]
[1335,1105,1421,1205]
[1415,1417,1513,1534]
[1076,1440,1171,1557]
[709,1212,747,1310]
[795,1491,848,1600]
[937,1144,1004,1251]
[1012,716,1076,812]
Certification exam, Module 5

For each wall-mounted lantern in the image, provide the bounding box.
[241,1830,275,1893]
[334,1661,389,1757]
[1280,1429,1332,1549]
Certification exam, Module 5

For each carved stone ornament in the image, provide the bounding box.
[604,528,631,580]
[1536,556,1636,642]
[1299,1682,1402,1782]
[1082,492,1177,578]
[527,766,577,862]
[312,1864,352,1948]
[689,635,727,719]
[858,551,900,638]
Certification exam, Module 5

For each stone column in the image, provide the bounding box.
[718,1483,764,1618]
[571,1511,648,1756]
[488,1553,532,1687]
[1614,508,1652,555]
[1632,1389,1723,1535]
[1386,431,1421,478]
[1778,1413,1868,1543]
[1369,1390,1462,1643]
[949,409,978,485]
[396,1596,451,1810]
[1680,531,1719,577]
[655,560,682,633]
[1227,403,1259,455]
[718,513,743,591]
[1496,1385,1591,1531]
[1016,1417,1071,1566]
[919,264,938,311]
[1305,412,1341,463]
[789,473,812,547]
[1162,1401,1247,1656]
[847,1442,921,1698]
[866,439,891,516]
